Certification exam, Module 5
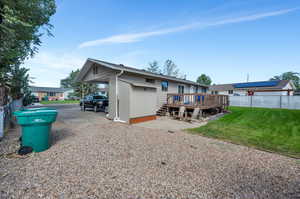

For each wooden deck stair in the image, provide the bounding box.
[156,104,168,116]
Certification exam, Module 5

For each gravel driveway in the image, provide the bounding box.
[1,104,299,199]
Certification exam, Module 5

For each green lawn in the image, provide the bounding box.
[189,107,300,158]
[40,100,79,104]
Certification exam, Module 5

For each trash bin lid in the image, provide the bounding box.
[14,110,58,117]
[22,107,55,111]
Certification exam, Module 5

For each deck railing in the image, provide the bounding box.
[166,93,229,109]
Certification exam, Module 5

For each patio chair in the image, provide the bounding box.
[184,108,201,122]
[191,108,201,119]
[172,106,186,120]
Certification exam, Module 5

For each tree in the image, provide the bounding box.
[9,65,32,100]
[61,70,99,98]
[75,83,99,99]
[197,74,212,86]
[163,59,180,77]
[146,59,185,78]
[0,0,56,86]
[270,71,300,88]
[61,69,80,88]
[146,61,161,74]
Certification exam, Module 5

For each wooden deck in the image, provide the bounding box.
[166,93,229,110]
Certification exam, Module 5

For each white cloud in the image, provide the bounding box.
[24,52,85,87]
[26,52,85,69]
[78,8,298,48]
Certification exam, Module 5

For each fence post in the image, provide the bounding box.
[0,106,4,138]
[279,95,282,109]
[250,96,253,107]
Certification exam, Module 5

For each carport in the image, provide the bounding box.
[75,58,157,124]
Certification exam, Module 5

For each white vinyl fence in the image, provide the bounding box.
[229,96,300,110]
[0,102,12,138]
[0,98,23,138]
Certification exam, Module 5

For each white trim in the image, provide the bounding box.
[114,70,124,121]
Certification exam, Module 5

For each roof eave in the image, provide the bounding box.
[87,58,206,87]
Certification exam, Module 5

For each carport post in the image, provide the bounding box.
[81,84,85,99]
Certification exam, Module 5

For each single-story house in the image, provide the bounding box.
[209,80,295,96]
[30,86,73,101]
[75,58,208,124]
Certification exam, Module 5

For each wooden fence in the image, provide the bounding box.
[0,87,8,106]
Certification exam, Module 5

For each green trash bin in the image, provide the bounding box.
[14,110,58,152]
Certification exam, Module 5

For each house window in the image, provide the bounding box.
[146,78,155,84]
[190,86,195,93]
[47,92,56,96]
[212,91,219,95]
[202,87,207,93]
[178,85,184,94]
[92,65,98,74]
[161,81,168,92]
[228,90,233,94]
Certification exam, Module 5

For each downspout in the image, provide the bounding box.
[113,70,126,123]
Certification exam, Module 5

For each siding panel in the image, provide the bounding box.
[120,73,204,110]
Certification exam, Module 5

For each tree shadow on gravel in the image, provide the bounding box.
[212,166,300,199]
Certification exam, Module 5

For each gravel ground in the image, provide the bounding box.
[0,104,299,199]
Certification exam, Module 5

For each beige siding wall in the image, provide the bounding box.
[157,81,179,109]
[82,64,117,82]
[129,87,157,118]
[108,76,116,120]
[118,81,131,122]
[120,73,202,110]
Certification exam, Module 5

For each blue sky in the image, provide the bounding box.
[24,0,300,87]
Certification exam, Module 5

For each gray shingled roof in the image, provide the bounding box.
[209,80,292,91]
[76,58,208,87]
[30,86,71,93]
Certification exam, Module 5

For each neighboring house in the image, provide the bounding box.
[294,89,300,96]
[63,88,75,99]
[209,80,295,96]
[98,86,108,96]
[76,58,208,124]
[30,86,73,101]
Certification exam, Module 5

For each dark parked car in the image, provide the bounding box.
[80,95,108,113]
[33,97,40,103]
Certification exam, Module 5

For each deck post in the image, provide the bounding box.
[199,110,203,118]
